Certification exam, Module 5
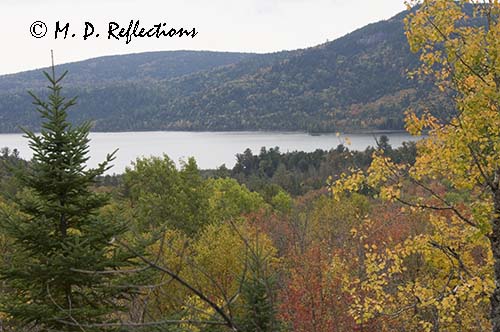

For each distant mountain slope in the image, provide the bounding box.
[0,10,449,133]
[0,51,254,92]
[150,10,438,132]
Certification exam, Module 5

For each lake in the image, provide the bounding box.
[0,131,421,174]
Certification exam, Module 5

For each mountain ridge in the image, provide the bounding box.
[0,9,448,133]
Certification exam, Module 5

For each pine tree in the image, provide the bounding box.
[239,243,278,332]
[0,61,137,331]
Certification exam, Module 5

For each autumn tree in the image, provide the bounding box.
[125,220,279,332]
[333,0,500,330]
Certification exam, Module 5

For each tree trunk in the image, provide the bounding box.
[490,187,500,332]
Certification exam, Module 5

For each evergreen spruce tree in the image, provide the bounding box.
[0,62,137,331]
[239,246,278,332]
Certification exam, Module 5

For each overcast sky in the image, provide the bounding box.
[0,0,406,75]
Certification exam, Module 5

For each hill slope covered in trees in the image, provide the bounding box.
[0,10,448,133]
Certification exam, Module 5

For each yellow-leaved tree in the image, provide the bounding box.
[333,0,500,330]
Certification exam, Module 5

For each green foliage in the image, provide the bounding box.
[0,147,26,199]
[231,141,416,196]
[270,190,292,215]
[0,69,138,331]
[206,178,268,222]
[120,155,274,235]
[123,155,211,235]
[238,247,279,332]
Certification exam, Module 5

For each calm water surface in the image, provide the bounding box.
[0,131,421,174]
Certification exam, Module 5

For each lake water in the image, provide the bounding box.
[0,131,420,174]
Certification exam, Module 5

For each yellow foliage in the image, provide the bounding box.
[142,222,278,324]
[331,1,500,330]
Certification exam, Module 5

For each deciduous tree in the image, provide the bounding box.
[333,1,500,329]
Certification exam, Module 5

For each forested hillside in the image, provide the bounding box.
[0,9,451,133]
[0,51,253,92]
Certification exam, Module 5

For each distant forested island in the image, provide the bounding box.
[0,9,451,133]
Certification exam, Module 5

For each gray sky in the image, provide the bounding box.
[0,0,406,75]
